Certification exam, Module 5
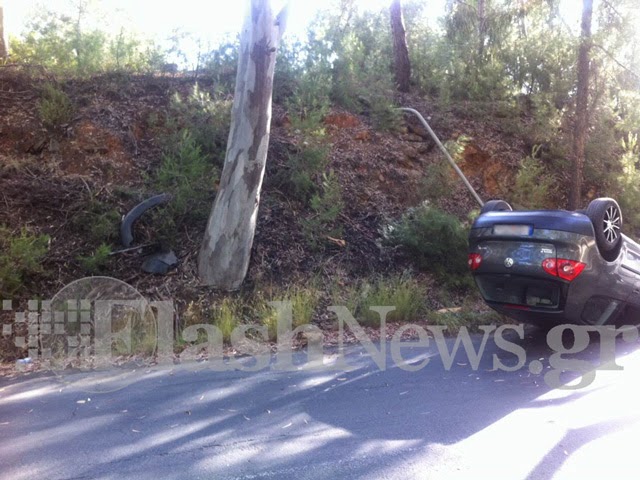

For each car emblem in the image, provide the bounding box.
[504,257,514,268]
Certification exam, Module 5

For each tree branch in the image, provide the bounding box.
[593,43,640,81]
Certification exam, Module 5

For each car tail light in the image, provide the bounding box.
[468,253,482,271]
[542,258,586,281]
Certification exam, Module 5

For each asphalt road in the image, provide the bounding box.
[2,325,640,480]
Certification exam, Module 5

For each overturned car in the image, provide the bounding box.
[468,198,640,326]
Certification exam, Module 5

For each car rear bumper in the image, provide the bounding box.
[469,209,623,325]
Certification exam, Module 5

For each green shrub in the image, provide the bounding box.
[275,146,329,202]
[39,83,73,129]
[150,84,230,243]
[285,69,332,135]
[0,227,49,296]
[11,6,166,75]
[285,285,320,327]
[357,276,424,326]
[77,244,112,274]
[509,147,557,209]
[153,129,218,236]
[368,94,402,132]
[214,298,241,344]
[72,197,121,244]
[421,160,456,202]
[301,170,344,249]
[163,84,232,165]
[615,134,640,236]
[382,203,471,287]
[256,283,320,341]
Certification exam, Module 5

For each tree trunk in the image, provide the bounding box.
[390,0,411,93]
[569,0,593,210]
[198,0,287,290]
[477,0,486,58]
[0,4,8,60]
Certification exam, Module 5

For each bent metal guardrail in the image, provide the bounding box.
[399,107,484,208]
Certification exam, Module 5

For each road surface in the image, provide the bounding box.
[1,326,640,479]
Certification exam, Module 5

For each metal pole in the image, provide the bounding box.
[399,107,484,207]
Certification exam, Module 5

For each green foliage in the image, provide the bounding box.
[258,284,320,341]
[72,197,121,244]
[77,244,112,274]
[214,298,241,344]
[355,275,424,327]
[382,202,471,288]
[285,69,332,135]
[615,134,640,236]
[583,105,622,196]
[275,146,329,202]
[153,129,218,236]
[509,147,557,209]
[0,227,49,296]
[286,285,320,327]
[444,135,471,161]
[301,170,344,249]
[150,84,231,244]
[421,161,455,203]
[330,274,424,327]
[366,86,402,131]
[39,83,73,129]
[10,4,166,75]
[163,84,232,164]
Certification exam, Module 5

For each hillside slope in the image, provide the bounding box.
[0,68,530,360]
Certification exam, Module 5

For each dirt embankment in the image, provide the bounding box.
[0,68,527,361]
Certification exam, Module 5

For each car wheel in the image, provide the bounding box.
[480,199,513,214]
[586,198,623,255]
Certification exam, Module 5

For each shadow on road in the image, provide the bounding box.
[1,323,640,479]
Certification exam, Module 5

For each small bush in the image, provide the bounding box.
[214,298,241,344]
[72,197,121,244]
[163,84,232,165]
[301,170,344,249]
[0,227,49,296]
[509,147,557,209]
[275,146,329,202]
[256,284,320,341]
[39,83,73,129]
[357,276,424,326]
[382,203,471,288]
[77,244,112,274]
[285,285,320,327]
[285,70,332,135]
[153,129,218,238]
[421,161,456,202]
[444,134,471,162]
[363,84,402,132]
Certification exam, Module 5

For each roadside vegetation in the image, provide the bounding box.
[2,0,640,360]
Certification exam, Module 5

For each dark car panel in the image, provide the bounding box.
[469,209,640,326]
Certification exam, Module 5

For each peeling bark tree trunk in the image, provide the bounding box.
[198,0,287,290]
[569,0,593,210]
[0,4,8,60]
[390,0,411,93]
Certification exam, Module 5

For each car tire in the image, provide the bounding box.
[586,198,623,256]
[480,199,513,214]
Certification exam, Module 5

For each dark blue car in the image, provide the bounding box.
[469,198,640,326]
